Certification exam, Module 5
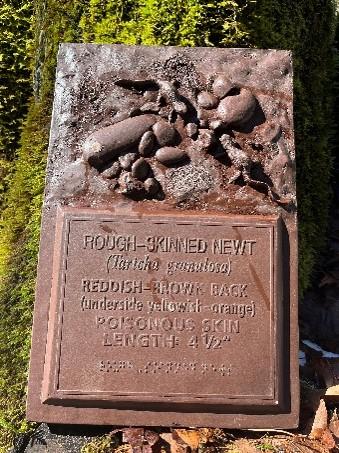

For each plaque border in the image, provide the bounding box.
[41,207,279,409]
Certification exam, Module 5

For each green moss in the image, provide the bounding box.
[0,102,48,451]
[0,1,33,160]
[0,0,337,450]
[79,0,250,46]
[81,435,118,453]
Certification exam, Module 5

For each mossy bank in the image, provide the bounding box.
[0,0,337,450]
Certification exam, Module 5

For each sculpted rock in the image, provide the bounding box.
[144,177,160,195]
[131,157,151,180]
[118,171,145,196]
[138,131,156,156]
[217,88,257,127]
[101,161,121,179]
[119,152,137,170]
[82,114,157,167]
[197,91,219,109]
[155,147,188,166]
[153,120,179,147]
[186,123,198,138]
[197,129,215,151]
[212,75,233,99]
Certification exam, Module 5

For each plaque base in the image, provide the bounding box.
[27,207,299,428]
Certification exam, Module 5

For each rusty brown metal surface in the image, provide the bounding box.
[26,44,298,428]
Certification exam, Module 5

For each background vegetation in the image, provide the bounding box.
[0,0,337,450]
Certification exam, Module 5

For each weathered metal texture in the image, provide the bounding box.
[27,44,298,428]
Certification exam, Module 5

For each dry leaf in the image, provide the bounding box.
[144,430,160,447]
[173,429,200,450]
[141,447,153,453]
[330,409,339,439]
[310,399,328,440]
[113,428,161,453]
[320,428,336,450]
[197,428,216,444]
[160,432,188,453]
[232,439,257,453]
[122,428,145,447]
[284,435,334,453]
[309,399,337,450]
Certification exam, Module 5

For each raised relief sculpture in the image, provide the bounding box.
[81,75,293,205]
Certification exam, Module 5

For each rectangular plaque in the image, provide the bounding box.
[27,44,298,428]
[43,208,280,407]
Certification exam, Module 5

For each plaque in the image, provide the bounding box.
[27,44,298,428]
